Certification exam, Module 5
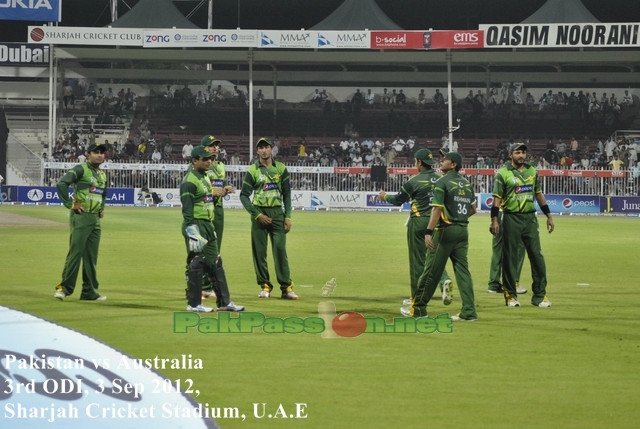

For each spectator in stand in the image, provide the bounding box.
[195,91,206,108]
[392,136,406,155]
[63,81,74,109]
[215,85,225,103]
[123,88,136,110]
[406,136,416,153]
[381,88,391,105]
[137,140,147,159]
[151,147,162,163]
[570,137,579,159]
[621,90,633,106]
[433,89,445,106]
[525,93,535,111]
[390,89,398,105]
[396,89,406,105]
[310,89,322,103]
[182,139,194,159]
[365,89,375,106]
[231,152,240,165]
[609,155,623,171]
[256,89,264,109]
[205,85,214,106]
[417,89,427,107]
[384,146,397,165]
[605,139,617,161]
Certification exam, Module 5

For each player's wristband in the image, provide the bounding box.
[425,229,434,236]
[541,204,551,215]
[490,206,500,218]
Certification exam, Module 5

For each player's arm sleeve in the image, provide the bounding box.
[56,165,83,209]
[281,168,292,219]
[534,171,542,194]
[239,172,261,218]
[180,182,197,224]
[384,184,410,206]
[101,179,107,211]
[431,185,445,207]
[492,171,505,199]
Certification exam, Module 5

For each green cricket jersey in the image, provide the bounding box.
[206,160,227,207]
[384,168,442,217]
[239,160,291,218]
[180,169,214,224]
[431,171,475,226]
[492,162,541,213]
[57,162,107,213]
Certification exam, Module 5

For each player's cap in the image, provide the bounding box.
[200,135,221,146]
[443,151,463,166]
[191,146,214,159]
[256,137,273,148]
[509,142,528,153]
[86,143,107,153]
[414,148,436,165]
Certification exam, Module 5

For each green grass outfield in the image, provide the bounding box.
[1,205,639,429]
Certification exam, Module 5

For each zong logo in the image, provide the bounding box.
[202,34,226,43]
[145,35,170,43]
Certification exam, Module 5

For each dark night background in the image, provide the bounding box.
[0,0,638,42]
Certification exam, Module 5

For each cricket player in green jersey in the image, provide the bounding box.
[239,137,296,300]
[488,205,527,295]
[199,135,234,300]
[490,142,554,308]
[54,143,108,301]
[379,148,453,306]
[402,151,478,321]
[181,146,244,312]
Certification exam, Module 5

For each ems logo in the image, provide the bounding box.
[27,189,44,201]
[562,198,573,209]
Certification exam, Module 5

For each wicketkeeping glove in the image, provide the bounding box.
[185,225,208,253]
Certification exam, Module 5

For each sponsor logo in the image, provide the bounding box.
[174,34,181,41]
[0,44,49,64]
[485,197,494,206]
[211,180,224,187]
[145,35,170,43]
[338,33,367,43]
[376,34,406,44]
[310,194,325,206]
[89,186,105,195]
[318,33,331,47]
[552,170,565,175]
[453,32,479,43]
[515,185,533,194]
[231,33,238,41]
[30,27,44,41]
[281,33,310,42]
[562,198,573,209]
[203,195,213,203]
[262,183,279,191]
[260,32,275,46]
[202,34,226,43]
[0,0,53,10]
[611,171,624,177]
[27,189,44,201]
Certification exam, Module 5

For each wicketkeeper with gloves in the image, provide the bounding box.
[180,146,244,313]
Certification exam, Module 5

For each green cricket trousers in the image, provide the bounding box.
[408,216,451,295]
[412,224,476,319]
[501,212,548,304]
[251,206,292,291]
[58,212,102,300]
[488,211,524,290]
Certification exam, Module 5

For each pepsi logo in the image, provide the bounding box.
[562,198,573,209]
[30,27,45,42]
[485,197,494,206]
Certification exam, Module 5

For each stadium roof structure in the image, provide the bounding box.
[521,0,600,24]
[310,0,403,30]
[108,0,199,29]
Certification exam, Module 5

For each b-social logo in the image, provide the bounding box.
[562,198,573,209]
[27,189,44,201]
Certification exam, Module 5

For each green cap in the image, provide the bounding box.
[86,142,107,153]
[414,148,436,165]
[191,146,213,159]
[509,142,528,153]
[444,151,463,166]
[256,137,273,147]
[200,135,221,146]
